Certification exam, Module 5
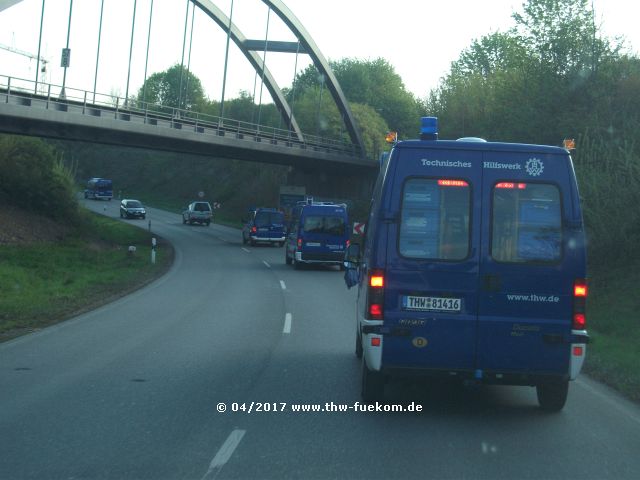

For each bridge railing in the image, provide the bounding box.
[0,74,363,157]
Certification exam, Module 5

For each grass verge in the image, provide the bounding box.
[0,211,173,342]
[583,261,640,402]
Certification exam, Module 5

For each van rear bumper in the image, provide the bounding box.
[251,235,285,243]
[297,251,344,264]
[381,366,570,386]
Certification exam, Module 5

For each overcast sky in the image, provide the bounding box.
[1,0,638,103]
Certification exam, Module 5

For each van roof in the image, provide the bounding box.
[396,139,569,155]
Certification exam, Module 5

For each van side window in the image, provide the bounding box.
[399,178,470,260]
[491,183,561,263]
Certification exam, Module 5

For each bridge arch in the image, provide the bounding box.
[192,0,366,155]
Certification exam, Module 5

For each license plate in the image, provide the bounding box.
[306,242,321,247]
[258,227,268,231]
[402,295,461,312]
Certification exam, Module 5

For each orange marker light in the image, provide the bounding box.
[370,275,384,288]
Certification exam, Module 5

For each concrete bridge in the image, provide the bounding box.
[0,0,379,198]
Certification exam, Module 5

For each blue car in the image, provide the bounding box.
[344,117,588,411]
[242,208,286,246]
[285,201,349,269]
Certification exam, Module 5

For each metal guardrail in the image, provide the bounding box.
[0,74,363,157]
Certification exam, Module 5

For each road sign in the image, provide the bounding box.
[60,48,71,67]
[353,222,365,235]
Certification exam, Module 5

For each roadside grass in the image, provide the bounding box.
[0,212,173,341]
[584,261,640,402]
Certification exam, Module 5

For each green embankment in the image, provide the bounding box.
[0,212,173,340]
[584,263,640,402]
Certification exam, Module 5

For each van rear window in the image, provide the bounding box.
[399,178,470,260]
[255,211,284,226]
[491,183,561,262]
[303,216,345,236]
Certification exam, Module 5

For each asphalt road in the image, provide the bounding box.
[1,200,639,480]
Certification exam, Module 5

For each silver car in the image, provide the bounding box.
[182,201,212,226]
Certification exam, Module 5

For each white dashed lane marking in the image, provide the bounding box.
[201,429,246,480]
[283,313,292,334]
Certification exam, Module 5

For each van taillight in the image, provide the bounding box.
[366,270,385,320]
[251,226,257,233]
[573,279,587,330]
[297,238,302,250]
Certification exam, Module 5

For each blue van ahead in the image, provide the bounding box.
[242,208,286,246]
[285,201,350,269]
[344,118,588,411]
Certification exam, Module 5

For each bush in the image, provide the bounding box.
[574,129,640,267]
[0,135,79,223]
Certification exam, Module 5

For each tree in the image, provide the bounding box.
[512,0,614,77]
[452,32,529,78]
[291,58,422,139]
[137,63,206,111]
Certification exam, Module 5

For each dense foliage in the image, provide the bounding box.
[0,135,79,222]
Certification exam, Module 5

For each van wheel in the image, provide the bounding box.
[293,257,302,270]
[285,249,292,265]
[361,357,384,402]
[355,331,363,359]
[536,381,569,412]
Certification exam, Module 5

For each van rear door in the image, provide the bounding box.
[477,149,574,377]
[381,146,482,372]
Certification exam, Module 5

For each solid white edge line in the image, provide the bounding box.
[280,280,286,290]
[241,247,250,253]
[202,429,246,480]
[263,260,271,268]
[283,313,292,334]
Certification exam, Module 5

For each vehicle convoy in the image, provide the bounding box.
[285,201,350,269]
[84,177,113,200]
[120,199,146,219]
[344,117,588,411]
[182,201,213,225]
[242,207,286,246]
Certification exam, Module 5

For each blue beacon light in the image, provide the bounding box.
[420,116,438,140]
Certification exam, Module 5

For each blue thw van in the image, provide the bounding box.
[344,118,588,411]
[84,177,113,200]
[285,201,350,269]
[242,208,286,246]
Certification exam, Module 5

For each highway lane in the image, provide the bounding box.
[1,201,639,479]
